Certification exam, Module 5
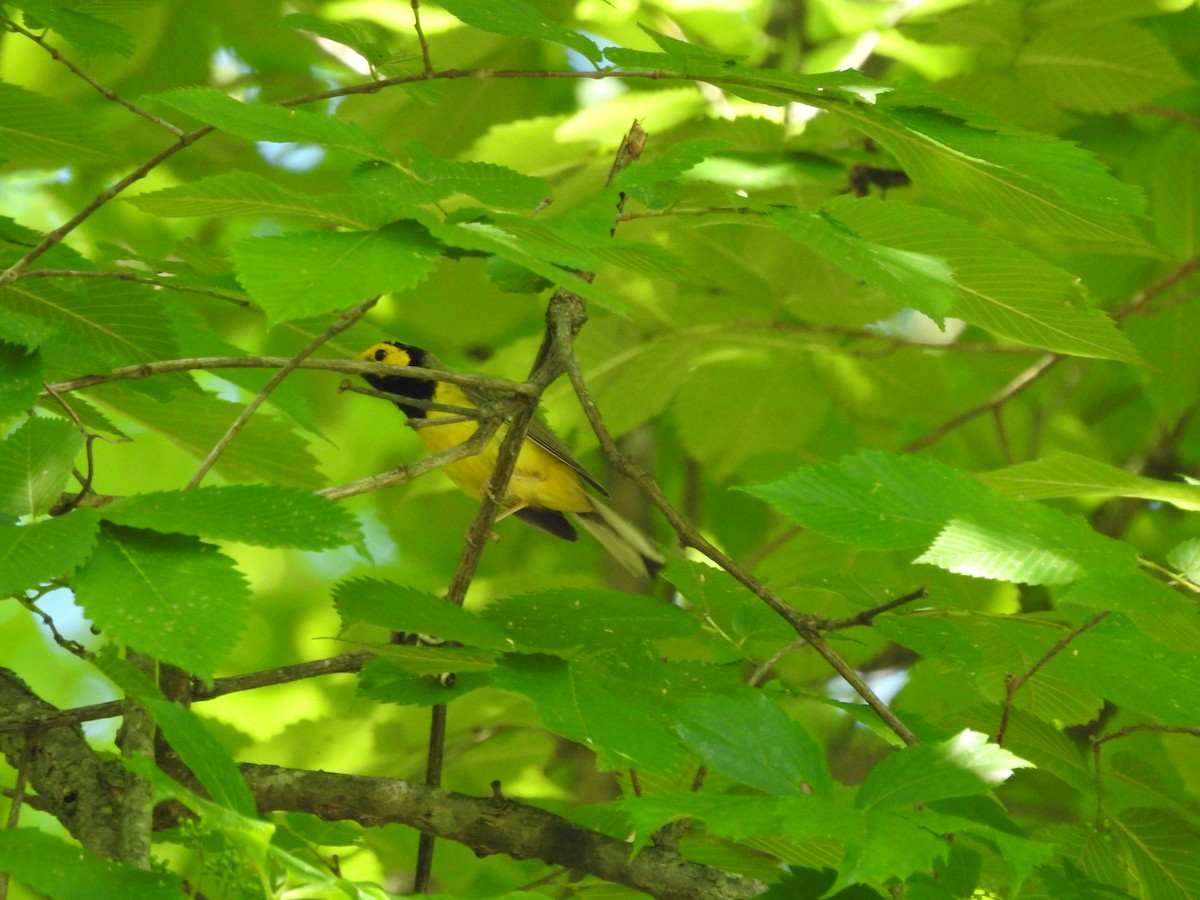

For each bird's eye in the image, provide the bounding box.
[373,349,388,362]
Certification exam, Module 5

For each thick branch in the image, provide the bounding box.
[0,668,123,858]
[243,764,767,900]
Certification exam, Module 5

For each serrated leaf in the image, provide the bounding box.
[612,138,731,191]
[0,829,182,899]
[1043,613,1200,726]
[406,141,550,209]
[232,222,440,326]
[413,209,626,312]
[151,87,390,157]
[0,82,110,165]
[92,384,323,488]
[0,277,178,368]
[479,588,698,652]
[0,417,83,517]
[915,497,1136,585]
[1062,570,1192,617]
[0,341,42,420]
[828,198,1140,361]
[977,451,1200,510]
[673,691,834,797]
[281,13,390,65]
[1110,808,1200,899]
[357,657,491,707]
[1017,23,1192,114]
[857,730,1029,810]
[742,450,992,550]
[674,352,829,480]
[771,208,957,322]
[491,653,685,772]
[126,171,403,230]
[102,486,361,550]
[10,0,133,57]
[334,579,508,648]
[0,509,99,595]
[838,100,1146,245]
[72,523,249,677]
[370,642,498,674]
[1167,539,1200,584]
[435,0,602,64]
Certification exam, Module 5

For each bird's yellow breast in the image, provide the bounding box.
[419,384,594,514]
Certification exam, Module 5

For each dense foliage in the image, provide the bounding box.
[2,0,1199,897]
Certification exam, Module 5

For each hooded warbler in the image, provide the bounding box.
[358,341,664,578]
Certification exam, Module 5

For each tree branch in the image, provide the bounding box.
[242,764,768,900]
[995,612,1109,745]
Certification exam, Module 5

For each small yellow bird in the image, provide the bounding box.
[358,341,664,578]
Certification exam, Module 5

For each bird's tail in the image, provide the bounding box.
[572,499,665,579]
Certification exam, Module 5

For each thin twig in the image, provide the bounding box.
[410,0,433,77]
[1,126,213,285]
[2,15,184,136]
[995,612,1109,745]
[0,652,372,736]
[0,730,33,899]
[1110,256,1200,320]
[186,298,379,489]
[904,355,1060,452]
[42,356,537,398]
[22,269,251,307]
[823,587,930,632]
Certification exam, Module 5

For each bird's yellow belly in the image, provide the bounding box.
[416,413,593,513]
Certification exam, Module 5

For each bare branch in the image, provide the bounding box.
[243,764,768,900]
[186,298,379,489]
[410,0,434,77]
[996,612,1109,745]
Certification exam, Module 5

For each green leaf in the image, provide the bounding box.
[612,138,731,191]
[357,657,490,706]
[0,509,99,595]
[0,341,42,420]
[232,222,440,326]
[9,0,133,57]
[1017,23,1192,114]
[151,87,390,157]
[1062,570,1194,621]
[406,141,550,209]
[435,0,602,64]
[977,451,1200,510]
[0,275,178,369]
[334,579,508,648]
[0,829,182,899]
[857,730,1030,809]
[413,209,626,312]
[0,416,83,517]
[72,523,249,677]
[674,352,830,480]
[835,808,951,892]
[673,691,834,798]
[0,82,110,166]
[370,642,498,674]
[827,198,1140,361]
[126,171,403,230]
[999,709,1094,798]
[771,208,958,323]
[1128,300,1200,423]
[915,496,1137,585]
[838,100,1146,245]
[281,13,391,66]
[1167,539,1200,584]
[98,647,256,815]
[1149,126,1200,260]
[1041,613,1200,726]
[102,486,361,550]
[742,450,991,550]
[92,384,324,488]
[491,653,685,773]
[1110,808,1200,899]
[479,588,698,652]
